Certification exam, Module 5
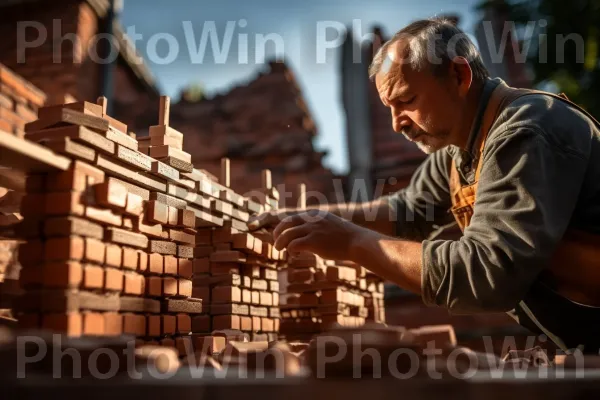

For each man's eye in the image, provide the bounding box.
[403,96,415,104]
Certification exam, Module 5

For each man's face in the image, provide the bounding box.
[375,47,462,154]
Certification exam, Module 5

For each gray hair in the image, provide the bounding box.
[369,18,490,82]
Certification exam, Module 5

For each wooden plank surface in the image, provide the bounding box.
[0,130,71,171]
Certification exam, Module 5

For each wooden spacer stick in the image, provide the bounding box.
[220,158,230,187]
[298,183,306,209]
[159,96,170,126]
[96,96,107,116]
[261,169,272,190]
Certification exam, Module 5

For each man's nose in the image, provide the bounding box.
[390,106,410,132]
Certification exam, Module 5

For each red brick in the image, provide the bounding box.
[47,168,88,192]
[260,291,273,306]
[146,276,162,297]
[195,230,212,245]
[123,272,144,295]
[149,253,164,274]
[178,245,194,259]
[138,251,148,272]
[210,251,246,263]
[147,200,168,224]
[178,258,193,279]
[194,246,214,258]
[214,243,231,251]
[105,244,123,268]
[176,314,191,334]
[251,291,260,305]
[169,229,195,245]
[148,240,177,255]
[162,315,176,335]
[84,237,105,264]
[82,264,104,289]
[125,192,144,216]
[252,316,261,332]
[104,312,122,336]
[167,206,178,225]
[82,312,105,336]
[45,192,85,216]
[105,268,123,292]
[212,286,241,303]
[213,315,240,330]
[240,316,252,332]
[163,277,178,296]
[210,263,240,276]
[192,258,209,274]
[94,178,127,209]
[192,287,210,303]
[123,313,146,336]
[85,206,123,226]
[45,236,85,261]
[192,335,225,354]
[261,317,274,332]
[147,315,161,337]
[212,227,238,243]
[242,289,251,304]
[191,315,211,333]
[163,255,178,275]
[178,209,196,228]
[232,233,254,251]
[179,279,192,298]
[122,247,138,270]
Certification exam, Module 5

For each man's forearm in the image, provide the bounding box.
[314,198,396,236]
[349,230,422,294]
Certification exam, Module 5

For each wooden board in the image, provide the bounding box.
[0,130,71,173]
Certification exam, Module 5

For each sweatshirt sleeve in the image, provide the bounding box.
[421,126,588,313]
[382,149,455,241]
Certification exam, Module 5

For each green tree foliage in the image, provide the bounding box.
[477,0,600,118]
[182,83,205,102]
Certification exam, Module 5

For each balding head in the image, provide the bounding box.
[369,18,489,83]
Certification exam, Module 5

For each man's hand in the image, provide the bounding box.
[271,211,368,261]
[247,208,298,231]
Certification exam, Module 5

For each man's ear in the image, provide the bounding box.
[449,56,473,97]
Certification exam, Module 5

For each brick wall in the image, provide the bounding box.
[0,62,46,284]
[0,0,158,133]
[0,0,83,104]
[171,61,344,206]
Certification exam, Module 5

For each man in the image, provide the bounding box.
[248,18,600,353]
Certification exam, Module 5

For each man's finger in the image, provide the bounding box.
[273,214,307,240]
[274,224,311,251]
[247,211,276,231]
[287,235,313,255]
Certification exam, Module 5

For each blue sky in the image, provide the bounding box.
[121,0,483,174]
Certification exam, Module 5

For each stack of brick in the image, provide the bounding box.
[0,63,46,286]
[189,164,286,345]
[279,256,385,342]
[0,62,46,137]
[364,269,386,324]
[13,96,205,355]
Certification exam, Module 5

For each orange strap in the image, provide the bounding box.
[450,82,600,227]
